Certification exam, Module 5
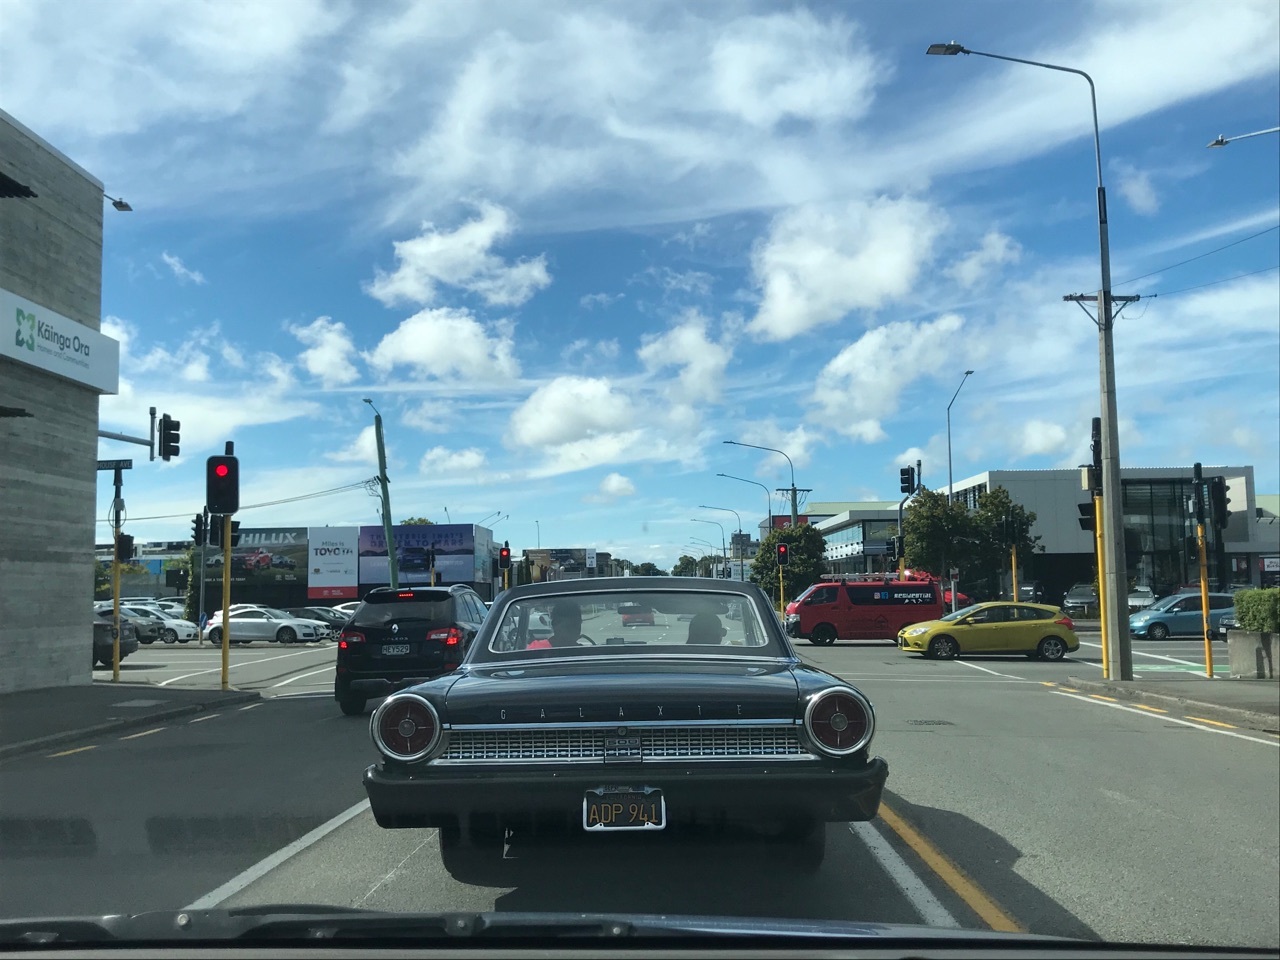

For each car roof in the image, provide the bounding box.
[496,576,762,600]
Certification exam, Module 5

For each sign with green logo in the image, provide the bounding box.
[1,287,119,393]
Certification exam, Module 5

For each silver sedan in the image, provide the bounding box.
[201,608,322,644]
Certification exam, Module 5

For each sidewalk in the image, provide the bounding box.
[1066,673,1279,734]
[0,681,261,760]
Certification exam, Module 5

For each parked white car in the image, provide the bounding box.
[201,608,325,644]
[97,603,200,643]
[1127,586,1157,612]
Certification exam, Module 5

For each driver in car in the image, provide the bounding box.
[526,599,582,649]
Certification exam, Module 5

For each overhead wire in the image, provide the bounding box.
[1143,264,1279,300]
[97,477,377,525]
[1114,223,1279,287]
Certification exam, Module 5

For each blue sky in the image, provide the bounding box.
[4,0,1278,567]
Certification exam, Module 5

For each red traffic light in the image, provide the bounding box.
[214,463,229,477]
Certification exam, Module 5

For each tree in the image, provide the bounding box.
[634,562,668,577]
[750,524,826,602]
[93,560,110,600]
[966,486,1041,599]
[399,517,435,525]
[902,488,975,578]
[671,555,700,577]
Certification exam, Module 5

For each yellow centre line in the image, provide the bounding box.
[119,727,165,740]
[1039,682,1057,687]
[1133,704,1167,714]
[47,745,96,758]
[877,803,1023,933]
[1089,694,1118,702]
[1185,716,1237,729]
[1059,686,1079,693]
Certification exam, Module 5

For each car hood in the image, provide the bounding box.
[438,659,802,724]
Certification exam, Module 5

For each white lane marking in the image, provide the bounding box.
[953,659,1021,680]
[187,714,220,724]
[185,799,372,909]
[848,822,958,928]
[270,691,333,699]
[355,835,436,907]
[1054,692,1279,746]
[158,649,320,686]
[1076,640,1209,670]
[270,665,335,688]
[837,677,1037,683]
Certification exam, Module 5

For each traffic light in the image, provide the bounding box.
[1209,477,1231,529]
[115,534,135,563]
[206,455,240,515]
[776,542,790,566]
[899,466,916,495]
[885,538,898,561]
[1077,502,1095,533]
[207,518,241,549]
[499,542,511,569]
[191,513,206,547]
[158,413,181,461]
[1090,416,1102,492]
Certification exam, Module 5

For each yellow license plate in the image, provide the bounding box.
[583,786,666,831]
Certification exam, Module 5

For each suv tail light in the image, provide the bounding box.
[338,629,365,651]
[429,626,463,646]
[372,693,442,761]
[1055,616,1075,629]
[804,687,874,756]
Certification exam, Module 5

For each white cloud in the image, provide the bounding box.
[160,251,206,285]
[419,446,486,474]
[747,197,944,341]
[366,201,551,308]
[286,316,359,385]
[325,425,379,465]
[812,313,966,442]
[1112,159,1159,216]
[579,291,624,310]
[509,376,634,448]
[584,472,636,502]
[365,306,519,381]
[736,422,821,473]
[667,222,711,247]
[637,310,732,403]
[1018,420,1071,457]
[945,231,1022,289]
[401,400,455,431]
[638,266,713,298]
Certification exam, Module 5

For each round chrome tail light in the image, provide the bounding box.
[804,687,874,756]
[371,693,442,761]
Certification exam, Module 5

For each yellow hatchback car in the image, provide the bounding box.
[897,602,1080,661]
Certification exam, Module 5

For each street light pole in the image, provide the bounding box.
[363,398,398,590]
[700,505,744,580]
[1207,126,1279,147]
[926,41,1131,678]
[717,473,773,536]
[946,370,974,505]
[723,441,800,526]
[692,519,727,576]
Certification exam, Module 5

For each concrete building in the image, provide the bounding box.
[1,109,120,693]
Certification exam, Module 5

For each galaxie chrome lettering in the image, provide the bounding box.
[657,706,663,717]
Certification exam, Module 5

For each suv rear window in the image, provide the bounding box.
[352,591,454,627]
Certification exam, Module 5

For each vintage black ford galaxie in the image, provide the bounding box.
[362,577,888,879]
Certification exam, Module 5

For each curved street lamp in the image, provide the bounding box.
[699,505,745,580]
[691,518,727,576]
[723,440,799,526]
[716,472,774,534]
[926,40,1132,679]
[1207,126,1279,148]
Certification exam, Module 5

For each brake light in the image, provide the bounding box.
[429,626,463,646]
[372,693,442,762]
[340,629,366,646]
[1055,616,1075,629]
[804,687,874,757]
[397,591,414,599]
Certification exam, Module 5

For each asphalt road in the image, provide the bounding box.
[100,641,338,696]
[4,638,1277,949]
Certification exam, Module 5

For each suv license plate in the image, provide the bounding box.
[382,644,411,656]
[583,786,665,831]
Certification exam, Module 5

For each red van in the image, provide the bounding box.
[785,579,944,645]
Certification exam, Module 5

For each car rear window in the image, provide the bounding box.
[352,592,454,627]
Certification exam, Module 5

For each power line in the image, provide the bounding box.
[1145,264,1279,299]
[1114,224,1279,287]
[98,477,377,525]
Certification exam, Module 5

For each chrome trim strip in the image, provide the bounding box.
[433,754,820,766]
[469,653,798,668]
[447,719,799,730]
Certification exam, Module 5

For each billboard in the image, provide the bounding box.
[204,527,307,587]
[307,527,359,599]
[359,524,476,585]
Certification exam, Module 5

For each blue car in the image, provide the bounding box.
[1129,592,1235,641]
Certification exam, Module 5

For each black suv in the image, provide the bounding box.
[334,585,487,716]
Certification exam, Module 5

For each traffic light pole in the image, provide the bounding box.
[1094,494,1109,680]
[371,409,398,589]
[221,513,232,691]
[111,466,123,682]
[197,510,208,645]
[1193,463,1214,678]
